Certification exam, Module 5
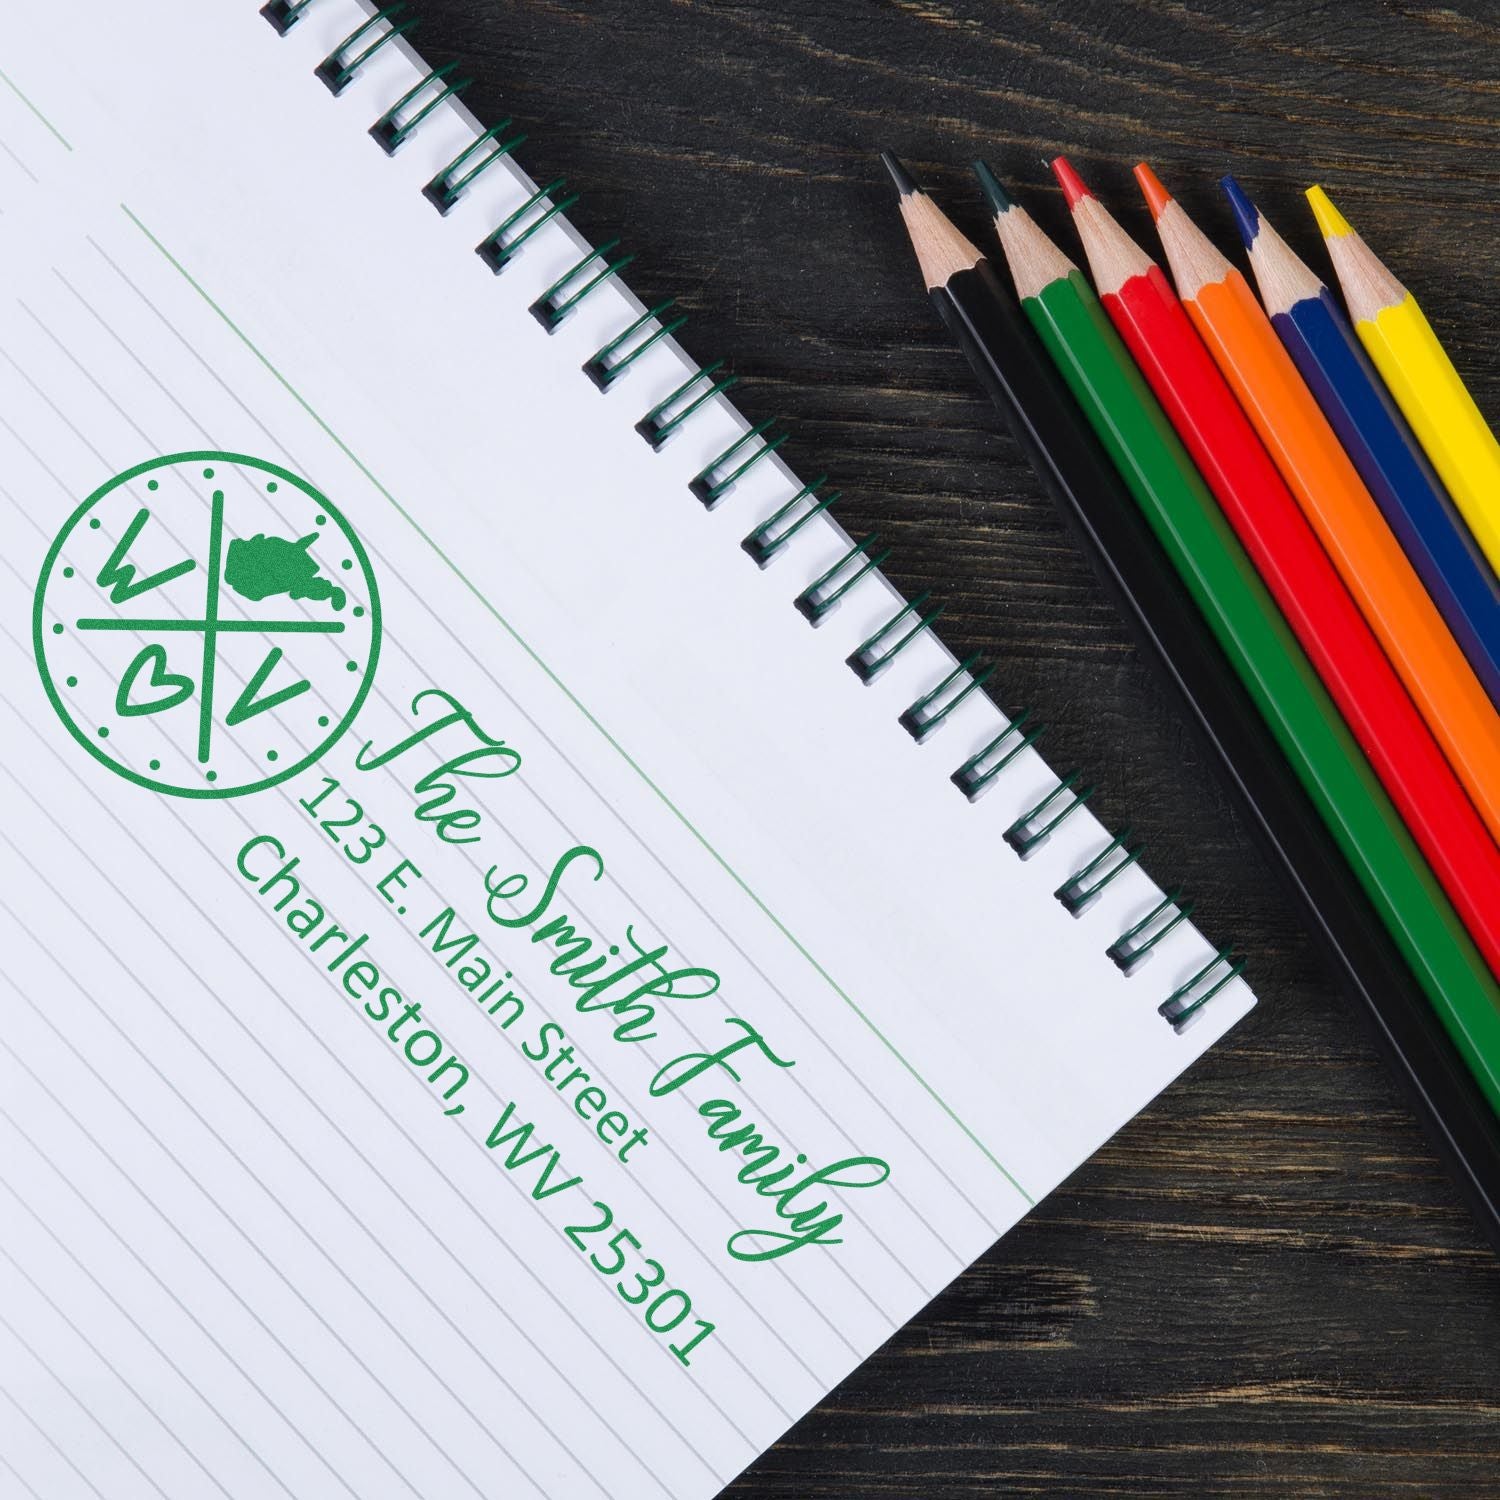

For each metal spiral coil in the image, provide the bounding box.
[848,592,944,683]
[478,178,581,273]
[1005,771,1096,859]
[1107,888,1194,974]
[638,363,740,448]
[952,712,1045,800]
[742,477,839,566]
[424,122,528,214]
[316,5,418,97]
[260,0,1243,1026]
[587,302,688,390]
[260,0,314,33]
[532,240,637,330]
[691,420,789,508]
[900,654,996,742]
[1055,829,1143,915]
[1160,950,1244,1030]
[795,535,891,625]
[372,63,472,154]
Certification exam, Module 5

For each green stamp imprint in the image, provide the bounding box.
[34,452,380,799]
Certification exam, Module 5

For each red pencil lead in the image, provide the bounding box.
[1050,156,1092,209]
[1133,162,1172,222]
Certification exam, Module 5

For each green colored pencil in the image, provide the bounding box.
[973,161,1500,1109]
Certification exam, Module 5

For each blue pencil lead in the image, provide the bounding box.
[1219,175,1260,250]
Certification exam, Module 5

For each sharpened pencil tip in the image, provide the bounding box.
[1050,156,1092,209]
[1305,184,1353,240]
[1219,175,1259,249]
[972,159,1012,216]
[1133,162,1172,222]
[880,150,920,198]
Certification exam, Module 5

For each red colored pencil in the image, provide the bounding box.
[1051,156,1500,978]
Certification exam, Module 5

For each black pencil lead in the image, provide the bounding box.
[879,149,920,198]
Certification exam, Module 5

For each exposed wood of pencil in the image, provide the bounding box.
[1241,213,1328,319]
[1320,222,1407,323]
[988,202,1076,301]
[1068,195,1154,298]
[893,188,983,291]
[1148,200,1234,302]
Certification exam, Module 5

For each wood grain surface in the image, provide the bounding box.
[385,3,1500,1494]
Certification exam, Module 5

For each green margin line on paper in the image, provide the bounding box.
[120,201,1033,1207]
[0,65,73,152]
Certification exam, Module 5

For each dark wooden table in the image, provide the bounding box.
[408,3,1500,1493]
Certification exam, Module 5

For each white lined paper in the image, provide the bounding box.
[0,5,1254,1496]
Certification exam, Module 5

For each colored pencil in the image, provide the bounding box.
[883,154,1500,1247]
[1050,158,1500,961]
[1221,176,1500,714]
[965,161,1500,1115]
[1309,184,1500,577]
[1136,164,1500,852]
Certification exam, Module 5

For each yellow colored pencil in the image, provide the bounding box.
[1308,185,1500,575]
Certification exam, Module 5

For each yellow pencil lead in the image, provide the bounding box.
[1305,184,1354,241]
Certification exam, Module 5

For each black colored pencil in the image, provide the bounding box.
[881,152,1500,1251]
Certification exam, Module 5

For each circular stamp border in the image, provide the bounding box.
[33,451,382,801]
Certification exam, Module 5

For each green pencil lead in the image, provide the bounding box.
[972,159,1013,216]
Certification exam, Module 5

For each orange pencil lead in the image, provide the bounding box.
[1133,162,1173,222]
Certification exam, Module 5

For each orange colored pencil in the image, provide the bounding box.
[1135,163,1500,847]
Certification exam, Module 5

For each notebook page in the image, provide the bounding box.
[0,4,1254,1497]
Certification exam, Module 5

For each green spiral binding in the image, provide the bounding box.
[637,362,740,448]
[531,239,637,330]
[742,477,840,566]
[1107,888,1194,973]
[691,420,789,507]
[372,63,472,154]
[1160,950,1244,1030]
[260,0,315,33]
[424,122,529,214]
[951,711,1044,800]
[794,535,891,624]
[900,653,996,742]
[316,5,418,97]
[587,302,688,390]
[1004,771,1096,858]
[847,592,944,683]
[1055,829,1143,915]
[261,0,1244,1027]
[478,178,581,272]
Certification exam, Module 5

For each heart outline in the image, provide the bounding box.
[115,643,194,718]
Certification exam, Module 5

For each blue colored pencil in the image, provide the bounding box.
[1221,175,1500,711]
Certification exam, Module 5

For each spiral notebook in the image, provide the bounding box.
[0,4,1255,1497]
